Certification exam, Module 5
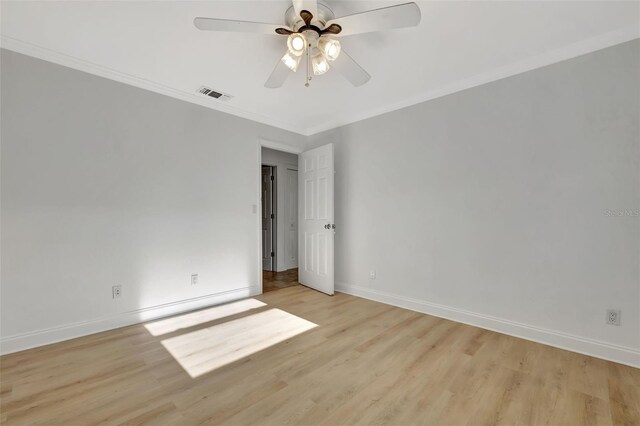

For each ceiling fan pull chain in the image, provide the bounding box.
[305,44,311,87]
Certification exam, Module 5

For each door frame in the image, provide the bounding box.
[256,138,303,294]
[284,167,299,270]
[261,165,277,272]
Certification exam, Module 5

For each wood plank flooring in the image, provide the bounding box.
[1,286,639,425]
[263,268,299,293]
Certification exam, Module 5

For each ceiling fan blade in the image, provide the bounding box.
[194,17,285,35]
[292,0,318,22]
[331,50,371,87]
[325,2,421,37]
[265,53,293,88]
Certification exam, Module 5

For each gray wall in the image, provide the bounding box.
[308,40,640,353]
[2,40,639,361]
[0,49,304,350]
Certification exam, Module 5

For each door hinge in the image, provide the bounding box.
[270,175,274,181]
[270,213,274,219]
[271,251,275,257]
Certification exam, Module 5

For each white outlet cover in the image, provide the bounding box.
[191,274,198,285]
[606,309,621,326]
[369,270,376,279]
[112,285,122,299]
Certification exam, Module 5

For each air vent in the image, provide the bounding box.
[197,86,233,102]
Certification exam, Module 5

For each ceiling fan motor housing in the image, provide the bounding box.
[285,3,335,32]
[303,30,319,49]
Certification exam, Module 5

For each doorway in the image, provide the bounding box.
[261,147,300,293]
[261,165,276,271]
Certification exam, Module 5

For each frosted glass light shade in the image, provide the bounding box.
[287,33,307,57]
[312,53,330,75]
[282,52,301,71]
[318,36,341,61]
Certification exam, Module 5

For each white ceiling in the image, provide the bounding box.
[1,1,639,135]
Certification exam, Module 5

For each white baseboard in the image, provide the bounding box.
[0,286,261,355]
[336,282,640,368]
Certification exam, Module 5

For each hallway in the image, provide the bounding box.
[263,268,299,293]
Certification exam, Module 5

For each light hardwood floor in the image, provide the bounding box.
[1,286,639,425]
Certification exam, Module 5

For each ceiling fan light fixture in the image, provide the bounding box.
[312,53,330,75]
[196,1,422,88]
[318,36,341,61]
[287,33,307,57]
[282,52,301,72]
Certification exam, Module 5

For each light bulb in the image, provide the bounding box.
[317,37,341,61]
[312,53,330,75]
[287,33,307,57]
[281,52,301,71]
[292,36,305,51]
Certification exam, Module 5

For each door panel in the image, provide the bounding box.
[318,233,328,276]
[298,144,334,295]
[317,174,328,219]
[304,232,314,272]
[304,178,314,219]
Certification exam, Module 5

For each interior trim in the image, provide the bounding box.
[336,282,640,369]
[0,286,260,355]
[2,28,639,137]
[306,28,640,135]
[0,35,308,136]
[259,137,304,154]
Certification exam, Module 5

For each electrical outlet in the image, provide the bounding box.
[191,274,198,285]
[606,309,621,326]
[112,285,122,299]
[369,270,376,280]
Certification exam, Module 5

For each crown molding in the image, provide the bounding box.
[2,28,639,138]
[305,27,640,136]
[0,35,308,136]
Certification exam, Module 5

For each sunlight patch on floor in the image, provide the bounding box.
[145,298,266,336]
[161,308,317,377]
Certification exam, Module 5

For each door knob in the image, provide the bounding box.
[324,224,330,229]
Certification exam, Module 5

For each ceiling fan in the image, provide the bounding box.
[194,1,421,88]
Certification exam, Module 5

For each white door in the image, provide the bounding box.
[285,168,298,270]
[261,166,275,271]
[299,144,334,295]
